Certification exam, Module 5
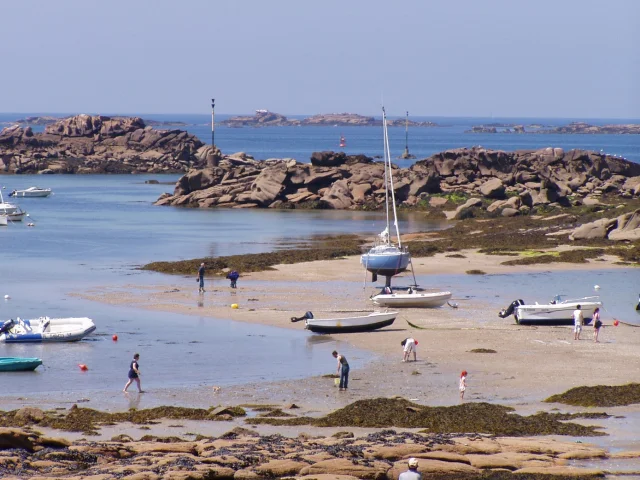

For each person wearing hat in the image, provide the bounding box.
[399,458,421,480]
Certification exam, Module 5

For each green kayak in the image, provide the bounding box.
[0,357,43,371]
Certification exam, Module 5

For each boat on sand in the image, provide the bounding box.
[0,317,96,342]
[292,311,398,334]
[0,357,43,371]
[372,289,452,308]
[499,295,602,325]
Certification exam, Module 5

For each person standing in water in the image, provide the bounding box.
[197,263,206,293]
[332,350,349,391]
[459,370,467,401]
[123,353,143,393]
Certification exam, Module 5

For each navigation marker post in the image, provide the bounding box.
[211,98,215,147]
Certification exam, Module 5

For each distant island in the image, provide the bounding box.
[2,116,189,128]
[466,122,640,135]
[221,110,438,127]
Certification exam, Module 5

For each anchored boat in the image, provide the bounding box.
[0,357,43,371]
[372,289,452,308]
[9,187,52,198]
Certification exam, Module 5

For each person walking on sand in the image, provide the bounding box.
[197,263,206,293]
[459,370,467,401]
[399,458,422,480]
[332,350,349,391]
[123,353,143,393]
[593,307,603,342]
[401,337,418,362]
[226,270,239,289]
[573,304,584,340]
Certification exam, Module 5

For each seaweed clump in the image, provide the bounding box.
[470,348,497,353]
[248,398,604,437]
[545,383,640,407]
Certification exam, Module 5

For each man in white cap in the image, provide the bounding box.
[399,458,421,480]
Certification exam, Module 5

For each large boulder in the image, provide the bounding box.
[249,164,287,206]
[480,178,505,199]
[608,209,640,241]
[454,198,483,220]
[569,217,618,240]
[321,180,353,209]
[310,151,348,167]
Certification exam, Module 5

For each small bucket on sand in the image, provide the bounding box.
[334,378,340,387]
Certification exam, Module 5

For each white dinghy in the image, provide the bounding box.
[0,317,96,343]
[372,289,452,308]
[292,311,398,334]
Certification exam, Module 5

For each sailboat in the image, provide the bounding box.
[0,191,26,221]
[360,107,411,283]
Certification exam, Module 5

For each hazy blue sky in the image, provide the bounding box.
[2,0,638,118]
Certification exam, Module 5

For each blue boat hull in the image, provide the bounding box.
[361,251,411,276]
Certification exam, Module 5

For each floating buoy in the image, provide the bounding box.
[27,223,35,227]
[594,285,600,290]
[78,364,88,371]
[231,303,239,309]
[112,334,118,341]
[3,295,9,300]
[415,341,419,346]
[613,320,619,327]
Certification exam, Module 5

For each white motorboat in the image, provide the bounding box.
[499,295,602,326]
[0,317,96,343]
[372,289,452,308]
[0,215,7,227]
[0,192,26,221]
[293,311,398,334]
[360,107,411,282]
[9,187,52,198]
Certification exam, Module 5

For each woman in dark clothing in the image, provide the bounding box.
[123,353,143,393]
[332,350,350,390]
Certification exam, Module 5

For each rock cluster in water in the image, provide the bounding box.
[466,122,640,135]
[221,111,437,127]
[0,115,207,174]
[155,147,640,215]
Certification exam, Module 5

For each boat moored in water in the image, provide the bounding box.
[499,295,602,325]
[0,317,96,343]
[0,357,43,371]
[9,187,52,198]
[0,192,27,221]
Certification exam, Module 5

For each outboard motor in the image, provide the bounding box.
[499,299,524,318]
[0,319,15,334]
[290,311,314,323]
[636,294,640,311]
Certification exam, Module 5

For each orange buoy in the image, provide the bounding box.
[112,334,118,341]
[78,364,88,371]
[613,320,619,327]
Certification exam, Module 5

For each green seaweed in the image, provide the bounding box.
[545,383,640,407]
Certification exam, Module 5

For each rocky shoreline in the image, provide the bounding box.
[221,111,437,128]
[0,115,209,174]
[466,122,640,135]
[155,148,640,215]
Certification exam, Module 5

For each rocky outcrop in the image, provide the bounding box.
[156,147,640,210]
[570,209,640,241]
[540,122,640,135]
[1,115,188,127]
[0,115,206,174]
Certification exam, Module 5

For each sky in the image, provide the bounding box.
[1,0,639,118]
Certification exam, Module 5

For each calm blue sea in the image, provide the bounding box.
[0,115,639,402]
[1,113,639,165]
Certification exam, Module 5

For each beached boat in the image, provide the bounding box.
[361,107,411,281]
[499,295,602,325]
[0,357,43,371]
[9,187,52,198]
[0,317,96,343]
[0,192,26,221]
[304,311,398,334]
[372,289,452,308]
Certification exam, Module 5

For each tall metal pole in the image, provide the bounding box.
[402,111,410,159]
[211,98,215,147]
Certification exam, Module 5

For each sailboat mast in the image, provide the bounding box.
[383,109,402,247]
[382,107,390,237]
[405,111,409,152]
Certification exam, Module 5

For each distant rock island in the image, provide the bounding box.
[3,115,189,127]
[466,122,640,135]
[221,111,437,127]
[155,147,640,217]
[0,115,208,174]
